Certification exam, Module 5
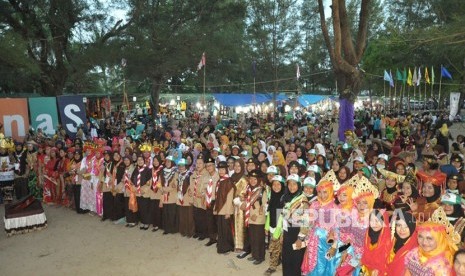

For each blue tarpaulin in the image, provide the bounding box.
[213,93,288,107]
[297,95,328,107]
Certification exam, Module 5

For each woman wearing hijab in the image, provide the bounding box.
[314,143,326,158]
[285,151,297,167]
[149,155,163,231]
[280,174,309,276]
[160,156,178,234]
[336,188,376,275]
[214,161,236,254]
[295,146,307,164]
[232,159,248,254]
[411,171,446,221]
[393,181,420,211]
[272,151,286,170]
[386,210,418,275]
[264,175,285,275]
[302,180,337,276]
[238,169,267,264]
[266,146,276,165]
[112,152,127,222]
[122,155,136,227]
[176,158,194,237]
[70,150,87,214]
[43,147,59,204]
[404,221,458,275]
[99,149,116,221]
[360,210,391,275]
[440,192,465,243]
[378,169,404,212]
[130,155,152,229]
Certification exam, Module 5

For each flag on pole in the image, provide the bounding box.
[412,67,418,85]
[296,64,301,80]
[396,69,403,81]
[416,67,421,86]
[407,68,413,86]
[441,65,452,79]
[383,70,391,83]
[431,66,435,85]
[197,52,206,71]
[403,68,407,84]
[389,70,394,87]
[425,67,430,84]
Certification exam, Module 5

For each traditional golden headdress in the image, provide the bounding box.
[422,207,461,246]
[0,133,14,150]
[378,168,406,183]
[320,169,341,192]
[346,174,379,199]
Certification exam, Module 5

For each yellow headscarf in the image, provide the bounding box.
[439,123,449,137]
[337,185,354,210]
[272,150,286,167]
[316,180,335,206]
[354,192,375,219]
[417,222,457,265]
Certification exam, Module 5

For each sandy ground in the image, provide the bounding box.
[0,205,271,276]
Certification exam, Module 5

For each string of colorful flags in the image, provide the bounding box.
[381,65,454,110]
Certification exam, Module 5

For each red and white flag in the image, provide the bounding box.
[197,52,206,71]
[296,64,301,80]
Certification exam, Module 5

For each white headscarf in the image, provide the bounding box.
[314,143,326,157]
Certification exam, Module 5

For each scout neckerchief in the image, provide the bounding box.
[244,185,262,227]
[104,160,113,188]
[123,166,132,193]
[193,171,202,198]
[205,176,215,208]
[151,165,164,192]
[162,166,177,202]
[135,165,146,194]
[177,169,190,205]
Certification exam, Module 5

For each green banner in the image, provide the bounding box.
[28,97,59,136]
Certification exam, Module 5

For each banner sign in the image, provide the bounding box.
[449,92,461,121]
[56,96,86,137]
[0,98,29,141]
[28,97,59,136]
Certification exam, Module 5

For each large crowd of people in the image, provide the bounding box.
[1,108,465,276]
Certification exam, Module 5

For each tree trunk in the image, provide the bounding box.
[150,76,163,118]
[336,69,362,141]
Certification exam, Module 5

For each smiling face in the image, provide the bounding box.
[287,181,299,194]
[136,156,145,167]
[272,181,283,193]
[422,183,435,198]
[337,190,348,205]
[401,182,413,197]
[418,231,438,253]
[318,189,330,203]
[442,203,455,215]
[395,219,411,239]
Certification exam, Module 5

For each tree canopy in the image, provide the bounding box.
[0,0,464,103]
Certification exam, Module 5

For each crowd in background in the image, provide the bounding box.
[1,108,465,276]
